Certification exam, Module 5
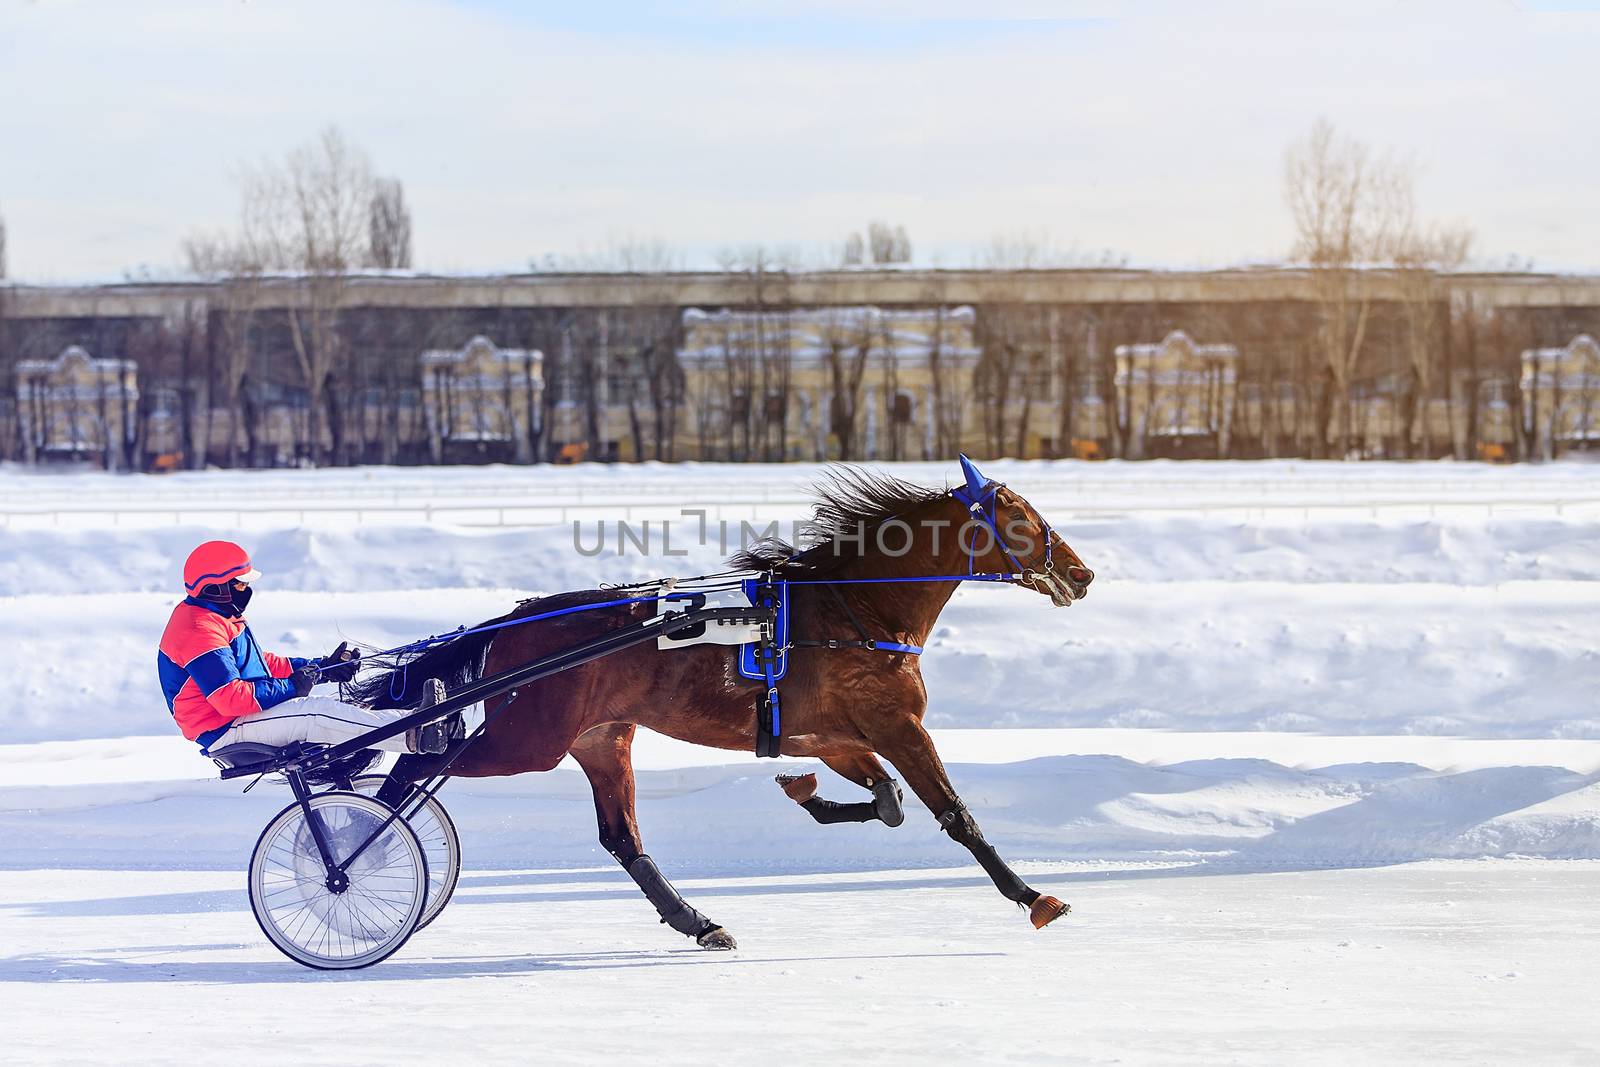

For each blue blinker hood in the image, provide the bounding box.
[954,453,996,507]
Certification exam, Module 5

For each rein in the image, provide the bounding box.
[363,476,1044,668]
[363,573,997,665]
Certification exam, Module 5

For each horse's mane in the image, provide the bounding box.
[344,470,946,708]
[729,466,946,577]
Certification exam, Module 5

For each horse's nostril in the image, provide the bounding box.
[1067,567,1093,585]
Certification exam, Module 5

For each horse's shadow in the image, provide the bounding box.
[0,869,1056,920]
[0,947,1004,985]
[10,752,1597,921]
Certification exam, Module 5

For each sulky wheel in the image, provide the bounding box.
[352,774,462,930]
[248,791,428,970]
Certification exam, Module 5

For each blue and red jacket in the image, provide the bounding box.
[157,598,309,750]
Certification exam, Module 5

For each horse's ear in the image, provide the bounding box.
[958,453,988,496]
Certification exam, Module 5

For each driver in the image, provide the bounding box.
[156,540,459,756]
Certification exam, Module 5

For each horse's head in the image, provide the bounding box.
[953,455,1095,607]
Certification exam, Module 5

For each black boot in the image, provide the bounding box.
[405,679,461,755]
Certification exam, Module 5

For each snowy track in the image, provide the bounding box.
[4,862,1599,1065]
[3,459,1598,1061]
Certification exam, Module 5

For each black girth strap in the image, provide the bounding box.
[753,580,783,758]
[790,583,925,655]
[823,582,871,643]
[755,686,781,758]
[791,637,896,652]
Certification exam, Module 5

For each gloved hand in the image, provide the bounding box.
[317,641,361,683]
[290,665,318,698]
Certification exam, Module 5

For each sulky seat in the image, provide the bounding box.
[209,740,381,785]
[207,741,299,770]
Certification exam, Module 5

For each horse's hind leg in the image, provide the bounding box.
[870,718,1069,930]
[776,753,905,827]
[569,722,737,950]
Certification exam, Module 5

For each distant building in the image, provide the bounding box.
[1114,331,1239,458]
[14,345,138,467]
[676,306,982,461]
[1522,335,1600,458]
[420,336,544,463]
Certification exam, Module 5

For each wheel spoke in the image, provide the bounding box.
[348,776,460,931]
[249,793,427,968]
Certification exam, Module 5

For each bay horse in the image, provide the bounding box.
[353,458,1095,949]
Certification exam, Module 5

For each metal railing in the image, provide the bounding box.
[1,492,1594,529]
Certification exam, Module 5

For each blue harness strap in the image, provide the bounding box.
[737,578,787,758]
[736,579,789,683]
[741,577,927,757]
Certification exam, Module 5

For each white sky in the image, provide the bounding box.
[1,0,1597,281]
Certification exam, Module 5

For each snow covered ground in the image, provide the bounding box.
[1,459,1597,1062]
[2,460,1598,740]
[4,862,1599,1064]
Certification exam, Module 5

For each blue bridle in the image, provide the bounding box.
[950,453,1053,580]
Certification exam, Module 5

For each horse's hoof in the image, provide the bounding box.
[1030,896,1070,929]
[871,777,906,827]
[775,772,818,804]
[697,926,738,950]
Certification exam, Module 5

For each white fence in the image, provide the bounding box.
[2,465,1596,529]
[2,494,1596,530]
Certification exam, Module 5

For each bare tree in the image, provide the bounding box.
[593,240,687,461]
[841,231,865,267]
[1450,287,1498,460]
[973,306,1028,457]
[1393,221,1473,457]
[913,274,968,459]
[975,237,1062,457]
[821,308,872,460]
[240,126,378,464]
[368,177,413,270]
[0,238,10,458]
[867,221,911,265]
[980,232,1127,272]
[182,233,268,465]
[1284,118,1412,457]
[714,245,794,461]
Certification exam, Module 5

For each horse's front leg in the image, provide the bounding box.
[569,722,737,950]
[869,717,1069,930]
[775,752,905,827]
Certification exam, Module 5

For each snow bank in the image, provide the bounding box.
[0,460,1595,742]
[3,513,1599,596]
[3,732,1597,871]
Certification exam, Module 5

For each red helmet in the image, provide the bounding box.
[183,540,262,596]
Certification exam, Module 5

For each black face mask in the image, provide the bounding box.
[199,581,253,616]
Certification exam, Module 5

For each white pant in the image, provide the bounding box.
[206,696,412,754]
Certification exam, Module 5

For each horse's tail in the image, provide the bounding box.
[344,617,506,710]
